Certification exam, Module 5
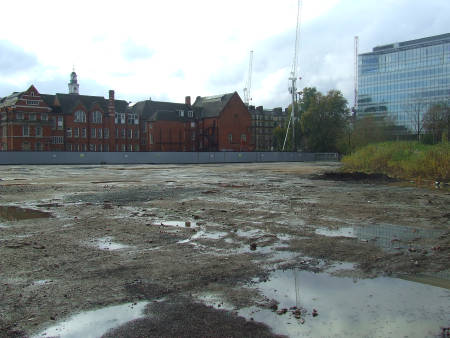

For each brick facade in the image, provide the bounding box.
[0,76,256,152]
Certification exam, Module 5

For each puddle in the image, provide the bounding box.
[315,227,355,238]
[316,224,443,250]
[178,230,228,244]
[0,206,52,221]
[33,301,149,338]
[154,220,198,228]
[90,237,131,251]
[238,269,450,337]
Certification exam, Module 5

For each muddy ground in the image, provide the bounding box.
[0,162,449,337]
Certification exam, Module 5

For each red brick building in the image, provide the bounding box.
[0,85,53,151]
[193,92,254,152]
[0,72,254,152]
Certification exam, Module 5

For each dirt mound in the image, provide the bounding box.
[314,171,397,183]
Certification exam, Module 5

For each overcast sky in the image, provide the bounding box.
[1,0,449,109]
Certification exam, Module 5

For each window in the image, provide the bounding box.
[41,113,48,121]
[82,144,87,152]
[128,129,132,139]
[188,110,193,118]
[22,142,31,151]
[191,133,196,141]
[35,126,42,137]
[89,144,96,152]
[104,128,109,139]
[135,144,139,152]
[66,128,72,138]
[178,110,184,117]
[127,113,138,124]
[115,112,119,124]
[98,144,103,152]
[29,113,36,121]
[74,128,79,138]
[121,128,126,139]
[134,129,139,139]
[27,100,40,105]
[149,123,153,129]
[91,111,102,124]
[241,134,247,143]
[104,144,109,152]
[82,128,87,138]
[23,125,30,136]
[51,136,64,144]
[149,133,154,144]
[91,128,96,138]
[16,112,24,120]
[74,110,86,123]
[191,122,196,128]
[228,133,233,144]
[67,144,72,152]
[36,142,43,151]
[120,113,126,124]
[121,144,126,152]
[57,116,63,129]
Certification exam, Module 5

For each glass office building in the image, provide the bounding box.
[357,33,450,132]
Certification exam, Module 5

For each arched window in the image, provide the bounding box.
[91,111,102,124]
[74,110,86,123]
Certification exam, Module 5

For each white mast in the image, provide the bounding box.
[243,50,254,106]
[283,0,302,151]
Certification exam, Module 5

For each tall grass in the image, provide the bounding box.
[341,141,450,181]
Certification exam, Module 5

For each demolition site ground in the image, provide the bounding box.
[0,162,449,337]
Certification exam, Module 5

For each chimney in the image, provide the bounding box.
[108,90,115,117]
[185,96,191,106]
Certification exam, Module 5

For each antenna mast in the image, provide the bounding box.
[243,50,254,106]
[283,0,302,151]
[353,36,359,112]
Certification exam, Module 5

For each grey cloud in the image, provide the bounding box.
[251,0,450,108]
[0,41,38,76]
[122,40,154,61]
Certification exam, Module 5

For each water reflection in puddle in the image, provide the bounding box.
[155,220,198,228]
[34,301,148,338]
[178,230,228,244]
[91,237,131,251]
[316,224,443,250]
[239,269,450,337]
[315,227,355,238]
[0,205,52,221]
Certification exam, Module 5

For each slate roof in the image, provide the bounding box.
[39,93,128,115]
[0,91,24,108]
[193,92,235,118]
[131,100,194,122]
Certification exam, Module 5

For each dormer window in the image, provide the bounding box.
[178,110,184,117]
[27,100,39,105]
[188,110,193,118]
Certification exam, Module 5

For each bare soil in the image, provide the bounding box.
[0,162,448,337]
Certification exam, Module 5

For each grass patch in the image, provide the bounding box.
[341,142,450,182]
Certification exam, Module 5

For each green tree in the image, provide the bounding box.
[300,90,350,152]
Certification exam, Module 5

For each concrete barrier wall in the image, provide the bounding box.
[0,151,337,165]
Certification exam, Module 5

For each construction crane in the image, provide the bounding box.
[282,0,302,152]
[243,50,254,106]
[353,36,359,114]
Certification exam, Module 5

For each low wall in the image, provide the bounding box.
[0,151,339,165]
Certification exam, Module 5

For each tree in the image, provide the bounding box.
[300,90,350,152]
[337,114,398,154]
[407,101,427,141]
[423,103,450,143]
